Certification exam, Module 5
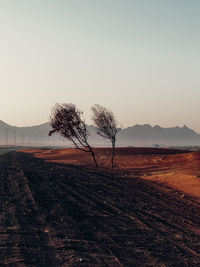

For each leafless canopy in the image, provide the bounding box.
[91,104,118,168]
[49,103,98,167]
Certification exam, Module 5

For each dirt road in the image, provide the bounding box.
[1,151,200,266]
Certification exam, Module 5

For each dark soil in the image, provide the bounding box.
[1,151,200,266]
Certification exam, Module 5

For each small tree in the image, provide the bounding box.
[49,103,98,168]
[91,104,118,169]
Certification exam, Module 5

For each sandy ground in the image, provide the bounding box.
[1,151,200,265]
[21,147,200,199]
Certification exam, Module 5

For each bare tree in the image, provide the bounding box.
[91,104,118,169]
[49,103,98,168]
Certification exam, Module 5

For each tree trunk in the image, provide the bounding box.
[90,149,98,168]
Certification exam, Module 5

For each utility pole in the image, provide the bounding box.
[22,133,24,145]
[14,131,16,146]
[5,129,7,146]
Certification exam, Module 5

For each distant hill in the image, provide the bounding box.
[0,120,200,147]
[117,124,200,146]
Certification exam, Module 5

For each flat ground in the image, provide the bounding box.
[23,147,200,198]
[1,148,200,266]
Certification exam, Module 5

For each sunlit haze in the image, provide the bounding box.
[0,0,200,131]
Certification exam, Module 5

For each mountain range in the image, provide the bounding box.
[0,120,200,147]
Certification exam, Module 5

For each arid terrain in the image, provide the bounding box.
[23,147,200,198]
[1,148,200,266]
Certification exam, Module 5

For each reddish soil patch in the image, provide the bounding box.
[1,151,200,265]
[22,147,200,198]
[21,147,188,168]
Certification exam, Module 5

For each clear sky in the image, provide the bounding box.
[0,0,200,131]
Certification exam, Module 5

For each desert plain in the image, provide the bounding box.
[24,147,200,198]
[1,147,200,266]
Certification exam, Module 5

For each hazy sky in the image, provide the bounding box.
[0,0,200,131]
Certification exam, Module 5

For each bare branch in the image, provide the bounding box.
[49,103,98,167]
[91,104,119,168]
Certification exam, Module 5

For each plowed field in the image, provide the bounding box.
[22,147,200,198]
[1,150,200,266]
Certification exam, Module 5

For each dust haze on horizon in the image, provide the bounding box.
[0,0,200,132]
